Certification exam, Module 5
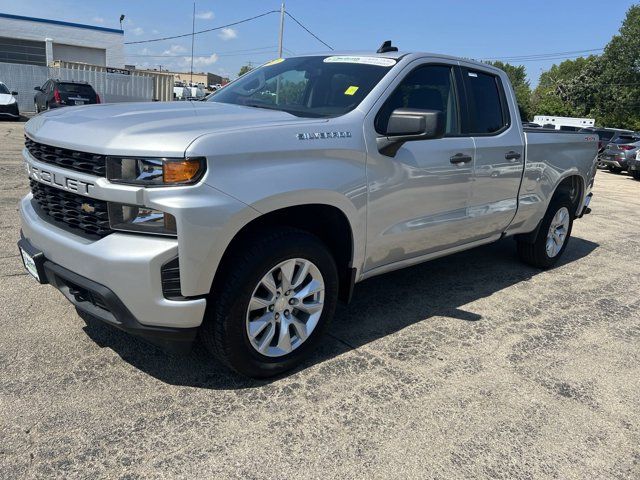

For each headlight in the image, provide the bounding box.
[106,157,205,186]
[108,203,177,236]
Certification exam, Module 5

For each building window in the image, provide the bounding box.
[0,36,46,66]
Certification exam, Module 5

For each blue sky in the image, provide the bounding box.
[0,0,635,83]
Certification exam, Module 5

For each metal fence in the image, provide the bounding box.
[0,61,154,112]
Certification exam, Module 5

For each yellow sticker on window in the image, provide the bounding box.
[264,58,285,66]
[344,86,359,96]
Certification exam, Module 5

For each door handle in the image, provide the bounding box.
[505,151,522,161]
[450,153,473,164]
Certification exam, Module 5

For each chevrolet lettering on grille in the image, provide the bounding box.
[26,164,95,195]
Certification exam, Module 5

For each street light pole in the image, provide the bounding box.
[277,1,285,58]
[190,1,195,85]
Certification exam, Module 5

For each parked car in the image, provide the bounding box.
[628,150,640,180]
[34,80,100,113]
[0,82,19,120]
[19,49,598,378]
[580,127,635,156]
[599,134,640,173]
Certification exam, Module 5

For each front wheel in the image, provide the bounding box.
[200,228,339,378]
[517,196,574,269]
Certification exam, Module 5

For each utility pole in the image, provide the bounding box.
[278,1,285,58]
[190,1,195,85]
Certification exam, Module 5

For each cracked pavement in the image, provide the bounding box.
[1,119,639,479]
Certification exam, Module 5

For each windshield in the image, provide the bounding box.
[612,135,640,144]
[0,84,9,94]
[208,55,396,118]
[58,83,96,96]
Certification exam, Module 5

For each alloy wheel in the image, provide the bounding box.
[546,206,570,258]
[246,258,325,358]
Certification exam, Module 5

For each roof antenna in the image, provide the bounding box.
[377,40,398,54]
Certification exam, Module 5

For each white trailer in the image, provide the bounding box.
[533,115,595,131]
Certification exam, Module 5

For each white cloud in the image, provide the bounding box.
[152,29,159,34]
[131,26,144,36]
[218,27,237,41]
[188,53,219,66]
[92,16,104,24]
[163,45,187,55]
[195,11,214,20]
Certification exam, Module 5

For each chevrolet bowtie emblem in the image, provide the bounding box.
[80,203,95,214]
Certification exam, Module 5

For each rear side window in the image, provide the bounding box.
[462,69,508,134]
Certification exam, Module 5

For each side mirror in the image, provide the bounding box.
[11,91,18,96]
[34,86,42,92]
[378,108,445,157]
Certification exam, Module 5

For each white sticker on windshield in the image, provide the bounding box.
[323,56,396,67]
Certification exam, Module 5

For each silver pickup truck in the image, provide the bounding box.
[18,48,597,377]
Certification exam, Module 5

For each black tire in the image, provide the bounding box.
[200,228,339,378]
[632,170,640,181]
[517,196,574,269]
[609,166,623,174]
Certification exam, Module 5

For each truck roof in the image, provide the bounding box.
[296,51,497,71]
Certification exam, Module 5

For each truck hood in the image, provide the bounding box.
[25,101,325,157]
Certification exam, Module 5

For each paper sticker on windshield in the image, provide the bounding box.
[324,56,396,67]
[344,86,359,95]
[264,58,285,66]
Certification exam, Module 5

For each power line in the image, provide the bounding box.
[483,48,604,62]
[128,51,279,58]
[124,10,278,45]
[285,11,333,50]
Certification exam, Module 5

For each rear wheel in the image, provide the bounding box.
[200,228,339,378]
[632,170,640,180]
[517,196,574,269]
[608,166,623,174]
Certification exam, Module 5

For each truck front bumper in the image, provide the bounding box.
[19,195,207,350]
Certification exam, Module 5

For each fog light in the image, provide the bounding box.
[108,203,177,236]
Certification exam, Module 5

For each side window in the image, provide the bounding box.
[462,70,509,134]
[375,65,459,135]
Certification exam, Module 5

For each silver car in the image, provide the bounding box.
[599,134,640,173]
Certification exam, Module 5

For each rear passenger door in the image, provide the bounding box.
[459,65,525,237]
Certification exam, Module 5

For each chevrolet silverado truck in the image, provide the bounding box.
[18,47,598,377]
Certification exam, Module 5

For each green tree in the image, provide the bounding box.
[531,56,596,119]
[487,61,533,121]
[238,64,253,77]
[532,4,640,130]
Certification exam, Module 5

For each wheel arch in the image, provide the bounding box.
[515,173,584,244]
[211,197,361,304]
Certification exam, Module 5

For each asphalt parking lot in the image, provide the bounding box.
[1,119,639,479]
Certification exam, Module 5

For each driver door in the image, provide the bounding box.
[363,61,476,272]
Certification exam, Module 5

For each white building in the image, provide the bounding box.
[0,13,124,67]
